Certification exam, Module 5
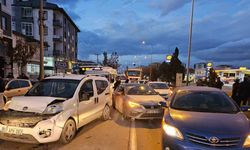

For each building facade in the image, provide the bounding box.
[0,0,13,78]
[12,0,80,76]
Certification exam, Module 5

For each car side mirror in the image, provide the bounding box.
[159,101,167,108]
[5,86,11,91]
[241,106,250,112]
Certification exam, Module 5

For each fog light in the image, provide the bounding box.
[39,129,52,138]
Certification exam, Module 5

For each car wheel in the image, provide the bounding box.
[59,119,77,144]
[102,105,111,121]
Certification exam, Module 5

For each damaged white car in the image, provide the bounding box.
[0,75,112,144]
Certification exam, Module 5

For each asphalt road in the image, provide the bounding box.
[0,109,162,150]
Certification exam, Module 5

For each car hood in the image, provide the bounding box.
[126,95,165,103]
[8,96,65,114]
[154,89,171,95]
[168,109,249,135]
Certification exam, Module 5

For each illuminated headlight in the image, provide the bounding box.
[163,122,184,140]
[128,101,142,108]
[243,135,250,148]
[43,103,63,115]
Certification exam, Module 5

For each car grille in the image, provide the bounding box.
[0,110,52,128]
[186,133,241,148]
[142,104,162,109]
[160,94,168,97]
[140,111,163,118]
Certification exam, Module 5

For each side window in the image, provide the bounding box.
[95,80,108,95]
[19,80,30,88]
[79,80,94,102]
[7,81,20,90]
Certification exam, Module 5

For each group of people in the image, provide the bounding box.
[232,77,250,106]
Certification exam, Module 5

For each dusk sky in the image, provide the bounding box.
[49,0,250,69]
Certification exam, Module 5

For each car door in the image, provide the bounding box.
[94,79,110,113]
[113,85,125,113]
[77,78,98,127]
[4,80,21,99]
[18,80,32,95]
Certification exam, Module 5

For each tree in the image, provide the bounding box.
[102,51,108,66]
[158,47,185,84]
[12,39,38,74]
[105,52,120,69]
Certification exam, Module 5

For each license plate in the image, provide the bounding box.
[0,126,23,135]
[147,109,161,114]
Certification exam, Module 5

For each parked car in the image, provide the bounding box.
[160,86,250,150]
[148,82,173,100]
[3,79,32,103]
[112,83,165,119]
[0,75,112,144]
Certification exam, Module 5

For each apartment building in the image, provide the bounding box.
[12,0,80,75]
[0,0,13,78]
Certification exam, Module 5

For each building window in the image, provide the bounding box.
[1,16,7,31]
[43,11,48,20]
[21,22,33,36]
[44,26,48,36]
[1,0,6,6]
[21,7,33,18]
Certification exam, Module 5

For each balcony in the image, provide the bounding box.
[53,20,62,28]
[53,35,63,42]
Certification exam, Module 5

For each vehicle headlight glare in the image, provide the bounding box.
[243,135,250,148]
[128,101,141,108]
[163,123,184,140]
[43,103,63,115]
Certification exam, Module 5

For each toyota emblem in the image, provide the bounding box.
[209,137,219,144]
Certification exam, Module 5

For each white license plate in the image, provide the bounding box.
[0,126,23,135]
[147,109,161,114]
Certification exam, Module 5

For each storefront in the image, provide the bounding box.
[44,57,55,76]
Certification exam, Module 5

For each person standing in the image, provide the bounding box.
[232,79,240,106]
[113,77,121,90]
[239,77,249,105]
[215,77,224,89]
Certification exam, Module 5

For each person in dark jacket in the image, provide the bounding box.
[215,77,224,89]
[113,77,121,90]
[239,77,250,105]
[232,78,240,106]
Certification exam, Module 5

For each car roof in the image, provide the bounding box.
[175,86,222,92]
[148,82,167,84]
[45,75,86,80]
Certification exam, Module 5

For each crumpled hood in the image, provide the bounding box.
[126,95,165,103]
[9,96,65,114]
[168,109,249,135]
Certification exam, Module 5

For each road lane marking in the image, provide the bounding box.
[129,119,137,150]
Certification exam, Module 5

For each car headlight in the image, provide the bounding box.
[128,101,142,108]
[163,122,184,140]
[243,135,250,148]
[43,103,63,115]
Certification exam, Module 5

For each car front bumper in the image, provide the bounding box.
[162,131,249,150]
[0,117,62,144]
[125,107,163,119]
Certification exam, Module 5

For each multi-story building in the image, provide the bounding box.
[12,0,80,75]
[0,0,13,78]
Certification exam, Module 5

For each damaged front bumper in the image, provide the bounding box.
[0,110,62,144]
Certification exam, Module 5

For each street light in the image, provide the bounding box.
[141,41,152,81]
[186,0,195,86]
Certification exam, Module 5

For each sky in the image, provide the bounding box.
[49,0,250,69]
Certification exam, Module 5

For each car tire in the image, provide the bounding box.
[59,119,77,144]
[102,105,111,121]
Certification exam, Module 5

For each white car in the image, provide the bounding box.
[148,82,172,99]
[0,75,112,144]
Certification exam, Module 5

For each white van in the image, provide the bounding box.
[0,75,112,144]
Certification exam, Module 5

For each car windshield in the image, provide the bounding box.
[149,83,169,89]
[127,85,157,95]
[171,91,239,113]
[127,71,140,77]
[26,79,80,99]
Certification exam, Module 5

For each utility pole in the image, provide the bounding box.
[186,0,195,86]
[39,0,44,80]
